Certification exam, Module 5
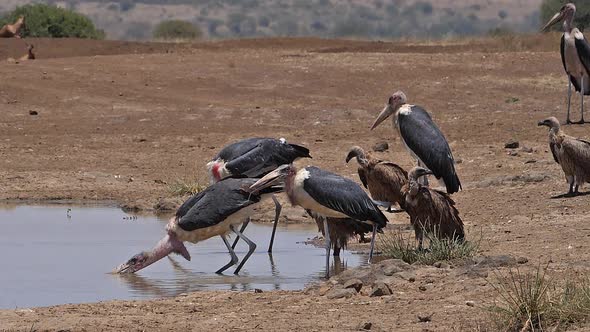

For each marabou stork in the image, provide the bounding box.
[346,145,408,212]
[538,116,590,195]
[114,177,282,275]
[370,91,461,194]
[542,3,590,124]
[207,137,311,252]
[248,164,388,278]
[403,167,465,249]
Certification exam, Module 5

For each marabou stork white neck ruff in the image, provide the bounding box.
[542,3,590,124]
[114,177,282,275]
[248,164,388,278]
[371,91,461,194]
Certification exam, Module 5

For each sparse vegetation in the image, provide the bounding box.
[168,177,206,196]
[153,19,202,40]
[379,231,478,265]
[489,266,590,331]
[0,4,105,39]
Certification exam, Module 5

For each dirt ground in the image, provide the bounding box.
[1,35,590,331]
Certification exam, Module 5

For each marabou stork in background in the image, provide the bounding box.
[114,177,282,275]
[371,91,461,194]
[538,117,590,195]
[248,164,388,278]
[542,3,590,124]
[403,167,465,249]
[207,137,311,252]
[346,145,408,212]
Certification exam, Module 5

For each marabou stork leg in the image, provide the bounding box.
[267,194,282,253]
[368,223,377,263]
[216,234,239,274]
[323,217,331,278]
[567,79,573,124]
[232,224,257,274]
[231,217,250,250]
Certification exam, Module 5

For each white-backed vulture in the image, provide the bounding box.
[402,167,465,249]
[345,145,408,211]
[307,209,376,256]
[0,16,24,38]
[538,116,590,195]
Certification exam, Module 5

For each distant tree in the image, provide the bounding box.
[498,9,508,20]
[0,3,104,39]
[153,20,202,40]
[418,2,433,16]
[258,16,270,28]
[120,0,135,12]
[540,0,590,31]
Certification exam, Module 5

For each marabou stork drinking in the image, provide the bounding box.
[207,137,311,252]
[370,91,461,194]
[542,3,590,124]
[248,164,388,278]
[114,177,282,275]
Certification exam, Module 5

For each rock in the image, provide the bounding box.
[358,321,372,330]
[254,288,263,293]
[380,259,411,276]
[318,285,332,296]
[417,313,433,323]
[29,110,38,116]
[343,279,363,292]
[418,285,427,291]
[370,282,392,297]
[525,159,536,164]
[476,255,517,268]
[396,271,416,282]
[465,301,475,307]
[505,140,519,149]
[516,257,529,264]
[372,142,389,152]
[433,261,450,269]
[508,150,519,157]
[153,197,182,211]
[521,146,533,153]
[326,288,356,299]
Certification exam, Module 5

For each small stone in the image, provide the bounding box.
[372,142,389,152]
[343,279,363,292]
[508,150,519,157]
[29,110,38,115]
[326,288,356,299]
[516,257,529,264]
[418,285,427,291]
[370,282,392,297]
[521,146,533,153]
[318,285,332,296]
[525,159,537,164]
[505,140,519,149]
[465,301,475,307]
[433,261,450,269]
[358,321,372,330]
[417,314,432,323]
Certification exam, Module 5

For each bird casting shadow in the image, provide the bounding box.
[550,191,590,199]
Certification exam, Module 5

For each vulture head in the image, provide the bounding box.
[371,91,407,130]
[345,146,368,166]
[408,166,433,183]
[537,117,561,131]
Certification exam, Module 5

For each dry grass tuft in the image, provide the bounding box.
[168,177,206,196]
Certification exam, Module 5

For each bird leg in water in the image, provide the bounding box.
[323,217,331,278]
[368,224,377,263]
[232,224,257,274]
[216,234,239,274]
[267,194,282,253]
[231,217,250,250]
[567,79,573,124]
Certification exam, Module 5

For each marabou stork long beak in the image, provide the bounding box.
[541,11,564,32]
[248,164,291,193]
[370,105,395,130]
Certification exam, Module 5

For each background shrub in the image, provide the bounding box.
[153,19,202,40]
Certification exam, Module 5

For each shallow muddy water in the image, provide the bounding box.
[0,204,363,308]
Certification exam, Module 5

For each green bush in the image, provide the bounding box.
[0,4,104,39]
[153,20,202,40]
[541,0,590,31]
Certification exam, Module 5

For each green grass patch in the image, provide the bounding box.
[168,177,206,196]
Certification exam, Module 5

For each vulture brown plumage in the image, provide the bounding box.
[402,167,465,249]
[346,145,408,211]
[538,116,590,195]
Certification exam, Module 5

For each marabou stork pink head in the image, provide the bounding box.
[370,91,407,130]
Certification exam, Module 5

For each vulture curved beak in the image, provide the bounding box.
[541,11,564,32]
[371,105,394,130]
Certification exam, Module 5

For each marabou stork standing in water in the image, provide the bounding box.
[207,137,311,252]
[114,177,282,275]
[371,91,461,194]
[542,3,590,124]
[248,164,388,278]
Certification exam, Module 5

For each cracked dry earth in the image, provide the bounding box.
[1,35,590,331]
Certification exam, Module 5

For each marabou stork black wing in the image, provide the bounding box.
[575,33,590,95]
[562,35,582,92]
[398,106,461,193]
[303,166,387,227]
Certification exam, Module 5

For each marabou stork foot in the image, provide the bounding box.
[572,119,586,124]
[566,119,574,125]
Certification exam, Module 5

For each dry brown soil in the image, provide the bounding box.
[1,35,590,331]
